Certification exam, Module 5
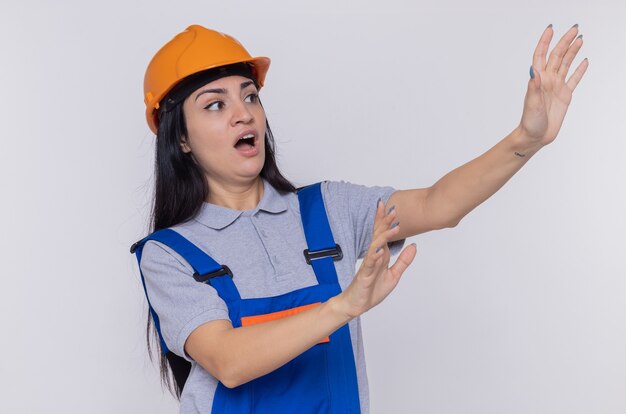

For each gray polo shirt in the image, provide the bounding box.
[140,179,405,413]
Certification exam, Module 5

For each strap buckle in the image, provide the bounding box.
[193,265,233,283]
[303,244,343,265]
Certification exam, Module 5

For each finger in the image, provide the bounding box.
[363,247,384,271]
[388,243,417,281]
[527,65,544,107]
[372,201,397,241]
[566,58,589,91]
[364,200,385,265]
[374,198,384,224]
[370,198,385,236]
[369,223,401,258]
[546,24,579,73]
[362,240,390,276]
[557,34,584,80]
[532,24,554,71]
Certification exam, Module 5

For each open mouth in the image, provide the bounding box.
[234,133,256,151]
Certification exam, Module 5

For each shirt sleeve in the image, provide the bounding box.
[139,240,231,362]
[321,180,406,260]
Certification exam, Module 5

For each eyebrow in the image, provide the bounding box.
[194,80,256,101]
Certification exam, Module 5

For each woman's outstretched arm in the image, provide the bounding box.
[387,24,589,240]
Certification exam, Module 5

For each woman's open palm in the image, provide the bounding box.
[338,200,417,319]
[520,24,589,147]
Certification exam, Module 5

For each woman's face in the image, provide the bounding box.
[181,75,266,187]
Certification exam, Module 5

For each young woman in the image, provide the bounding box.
[132,24,587,413]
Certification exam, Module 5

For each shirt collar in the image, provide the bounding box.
[193,178,288,230]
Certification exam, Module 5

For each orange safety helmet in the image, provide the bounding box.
[143,24,271,134]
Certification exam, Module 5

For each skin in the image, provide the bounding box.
[388,24,589,241]
[181,75,267,211]
[182,25,588,388]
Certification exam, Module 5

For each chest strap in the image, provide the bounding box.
[297,182,343,286]
[132,229,242,303]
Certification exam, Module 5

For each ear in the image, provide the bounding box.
[180,136,192,153]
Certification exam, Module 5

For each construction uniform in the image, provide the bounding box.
[135,179,404,413]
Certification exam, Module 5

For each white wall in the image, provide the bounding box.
[1,0,624,412]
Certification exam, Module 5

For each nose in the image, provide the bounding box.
[231,100,254,126]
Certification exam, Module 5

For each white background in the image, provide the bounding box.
[1,0,624,413]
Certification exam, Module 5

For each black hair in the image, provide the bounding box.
[144,67,296,398]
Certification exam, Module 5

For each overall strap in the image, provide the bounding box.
[132,229,242,304]
[297,182,342,286]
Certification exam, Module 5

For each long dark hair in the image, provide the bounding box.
[145,73,296,399]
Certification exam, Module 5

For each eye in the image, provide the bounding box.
[204,101,224,111]
[244,93,259,103]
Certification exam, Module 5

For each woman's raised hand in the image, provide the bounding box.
[335,200,418,320]
[519,24,589,149]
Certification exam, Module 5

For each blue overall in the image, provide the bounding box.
[131,183,361,413]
